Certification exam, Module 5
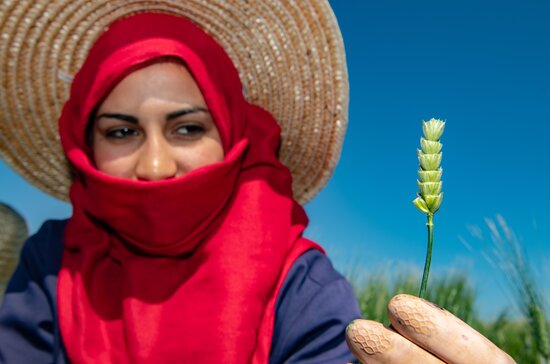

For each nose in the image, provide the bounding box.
[135,136,178,181]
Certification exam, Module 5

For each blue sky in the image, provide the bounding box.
[1,0,549,318]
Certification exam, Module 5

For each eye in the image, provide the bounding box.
[174,124,205,138]
[105,127,140,139]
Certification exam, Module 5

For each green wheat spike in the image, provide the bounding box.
[413,118,445,298]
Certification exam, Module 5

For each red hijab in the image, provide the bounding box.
[57,13,322,363]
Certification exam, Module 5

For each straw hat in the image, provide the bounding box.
[0,0,348,204]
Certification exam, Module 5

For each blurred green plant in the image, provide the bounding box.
[347,216,550,364]
[485,215,550,364]
[349,270,549,363]
[349,269,474,327]
[0,202,28,302]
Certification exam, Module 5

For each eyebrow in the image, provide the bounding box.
[166,106,209,120]
[96,113,138,123]
[96,106,209,123]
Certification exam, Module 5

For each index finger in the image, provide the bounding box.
[388,294,516,364]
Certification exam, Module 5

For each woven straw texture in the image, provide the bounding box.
[0,0,348,204]
[0,203,28,302]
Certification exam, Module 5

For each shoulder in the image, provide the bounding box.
[270,249,361,363]
[24,219,66,264]
[284,248,348,286]
[277,247,361,313]
[25,218,67,250]
[12,219,66,287]
[276,249,356,308]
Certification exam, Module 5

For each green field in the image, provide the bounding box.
[349,268,549,363]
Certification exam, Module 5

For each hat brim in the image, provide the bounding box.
[0,0,348,204]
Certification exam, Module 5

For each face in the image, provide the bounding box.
[92,62,224,181]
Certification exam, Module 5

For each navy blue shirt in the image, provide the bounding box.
[0,220,361,363]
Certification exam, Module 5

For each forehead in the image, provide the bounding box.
[97,62,206,111]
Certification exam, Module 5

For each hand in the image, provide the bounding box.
[346,294,516,363]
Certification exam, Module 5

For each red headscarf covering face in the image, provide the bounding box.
[57,13,322,363]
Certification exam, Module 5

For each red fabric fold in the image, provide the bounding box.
[57,13,322,363]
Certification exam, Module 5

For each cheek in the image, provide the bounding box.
[176,140,224,171]
[93,144,137,178]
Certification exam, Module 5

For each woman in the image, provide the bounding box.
[0,2,516,363]
[0,6,360,364]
